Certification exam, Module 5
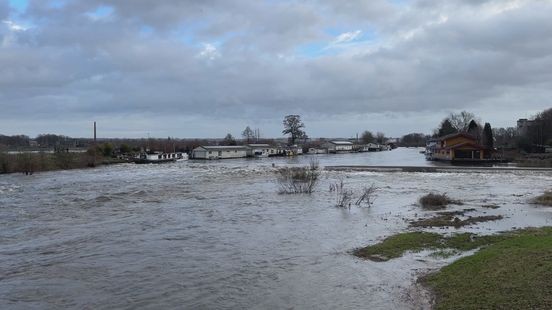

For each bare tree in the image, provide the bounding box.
[220,133,237,146]
[448,111,477,132]
[242,126,255,143]
[361,131,374,144]
[329,178,353,208]
[282,115,307,145]
[355,184,377,206]
[376,132,386,144]
[276,158,320,194]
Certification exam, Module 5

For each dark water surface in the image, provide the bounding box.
[1,148,551,309]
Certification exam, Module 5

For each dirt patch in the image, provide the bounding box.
[410,214,503,228]
[482,204,500,209]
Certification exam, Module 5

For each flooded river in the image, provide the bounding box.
[1,148,551,309]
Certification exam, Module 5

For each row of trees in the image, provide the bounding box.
[434,111,495,148]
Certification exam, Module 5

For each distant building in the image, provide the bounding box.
[192,146,248,159]
[246,144,274,157]
[308,147,327,154]
[432,133,494,162]
[322,140,354,153]
[357,143,380,152]
[517,118,535,136]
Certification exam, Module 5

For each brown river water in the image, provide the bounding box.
[1,148,551,309]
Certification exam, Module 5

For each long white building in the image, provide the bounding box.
[192,146,248,159]
[322,141,354,153]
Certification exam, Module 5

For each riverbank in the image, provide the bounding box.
[355,225,552,308]
[0,151,127,174]
[325,165,552,173]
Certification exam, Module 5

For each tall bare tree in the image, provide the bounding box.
[376,132,386,144]
[282,115,306,145]
[448,111,477,132]
[361,131,374,144]
[242,126,255,143]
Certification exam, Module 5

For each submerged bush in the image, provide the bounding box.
[355,184,377,206]
[329,178,353,208]
[533,191,552,206]
[419,193,462,210]
[329,179,377,208]
[276,159,320,194]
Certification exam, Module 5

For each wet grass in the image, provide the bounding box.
[353,232,443,261]
[353,232,506,262]
[410,213,503,228]
[419,193,463,210]
[424,227,552,309]
[533,191,552,206]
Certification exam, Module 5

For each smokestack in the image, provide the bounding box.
[94,121,97,143]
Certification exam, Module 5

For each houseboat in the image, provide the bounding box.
[246,144,273,158]
[192,146,248,159]
[431,133,496,163]
[134,152,188,164]
[322,141,354,153]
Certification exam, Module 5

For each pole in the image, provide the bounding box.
[93,121,97,166]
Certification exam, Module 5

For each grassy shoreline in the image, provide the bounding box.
[0,151,127,174]
[354,227,552,309]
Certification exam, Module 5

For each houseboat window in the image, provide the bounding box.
[158,155,162,159]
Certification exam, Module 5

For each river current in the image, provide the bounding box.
[1,148,551,309]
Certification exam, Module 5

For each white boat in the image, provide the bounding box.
[134,152,188,164]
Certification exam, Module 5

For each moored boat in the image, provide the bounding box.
[134,152,188,164]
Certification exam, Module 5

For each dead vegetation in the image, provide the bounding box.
[419,193,463,210]
[482,204,501,209]
[355,184,377,206]
[532,190,552,206]
[329,178,377,208]
[276,159,320,194]
[410,213,503,228]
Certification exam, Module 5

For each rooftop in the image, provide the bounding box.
[328,140,354,145]
[195,145,248,150]
[247,144,271,147]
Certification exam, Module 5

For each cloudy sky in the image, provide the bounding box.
[1,0,551,138]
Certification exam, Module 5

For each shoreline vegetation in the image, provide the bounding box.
[0,151,126,174]
[354,190,552,309]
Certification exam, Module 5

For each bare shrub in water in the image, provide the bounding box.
[419,193,462,210]
[277,159,320,194]
[355,184,377,206]
[533,190,552,206]
[330,178,354,208]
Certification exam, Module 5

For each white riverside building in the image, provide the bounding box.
[322,141,354,153]
[245,144,274,157]
[192,146,249,159]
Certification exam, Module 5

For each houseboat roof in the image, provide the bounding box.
[194,146,248,151]
[442,142,493,151]
[327,140,354,145]
[438,132,476,141]
[247,144,271,147]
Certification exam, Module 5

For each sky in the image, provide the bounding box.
[0,0,551,139]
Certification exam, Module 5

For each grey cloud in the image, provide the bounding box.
[1,0,551,138]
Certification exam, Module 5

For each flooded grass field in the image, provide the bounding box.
[1,148,551,309]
